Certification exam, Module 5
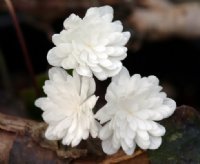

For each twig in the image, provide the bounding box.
[4,0,40,96]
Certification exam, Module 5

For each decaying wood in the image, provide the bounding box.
[1,105,197,163]
[1,100,199,163]
[0,112,148,164]
[0,105,200,164]
[0,113,87,163]
[100,150,148,164]
[129,0,200,41]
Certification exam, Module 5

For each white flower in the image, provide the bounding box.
[47,5,130,81]
[35,67,99,147]
[95,67,176,155]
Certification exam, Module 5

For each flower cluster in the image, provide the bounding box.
[35,5,176,155]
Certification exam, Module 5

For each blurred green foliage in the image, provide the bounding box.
[19,73,48,120]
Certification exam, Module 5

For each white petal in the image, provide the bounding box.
[80,76,90,100]
[135,135,150,150]
[149,124,166,137]
[87,77,96,96]
[112,66,130,84]
[148,75,159,85]
[122,32,131,45]
[42,110,65,124]
[94,46,106,52]
[35,98,54,111]
[129,119,138,131]
[107,32,130,46]
[163,98,176,117]
[88,53,98,65]
[48,67,68,82]
[102,137,119,155]
[144,120,154,131]
[51,118,72,139]
[137,130,149,141]
[90,65,103,73]
[135,110,152,120]
[149,136,162,149]
[96,52,108,59]
[80,52,88,63]
[45,126,58,140]
[63,13,82,29]
[124,137,134,148]
[62,132,74,145]
[102,13,113,22]
[93,71,108,81]
[52,34,63,45]
[154,106,172,120]
[61,56,77,69]
[47,48,62,66]
[71,135,82,147]
[111,21,123,32]
[106,63,122,77]
[124,142,136,155]
[107,46,127,57]
[95,104,113,124]
[81,95,98,111]
[85,6,113,22]
[105,88,117,102]
[56,43,72,58]
[146,97,163,109]
[121,139,135,155]
[68,118,78,134]
[126,128,136,139]
[90,120,100,138]
[76,65,92,77]
[150,112,164,121]
[71,127,83,147]
[112,133,121,150]
[135,118,147,130]
[72,70,81,92]
[82,130,89,140]
[99,59,112,67]
[99,123,112,140]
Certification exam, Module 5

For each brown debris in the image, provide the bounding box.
[1,105,198,163]
[129,0,200,41]
[168,105,200,125]
[0,133,15,162]
[0,112,86,163]
[2,0,200,47]
[0,112,149,163]
[100,150,148,164]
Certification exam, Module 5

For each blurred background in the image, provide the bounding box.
[1,0,200,120]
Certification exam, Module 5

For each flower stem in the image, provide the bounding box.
[4,0,40,96]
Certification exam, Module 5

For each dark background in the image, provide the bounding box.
[0,0,200,119]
